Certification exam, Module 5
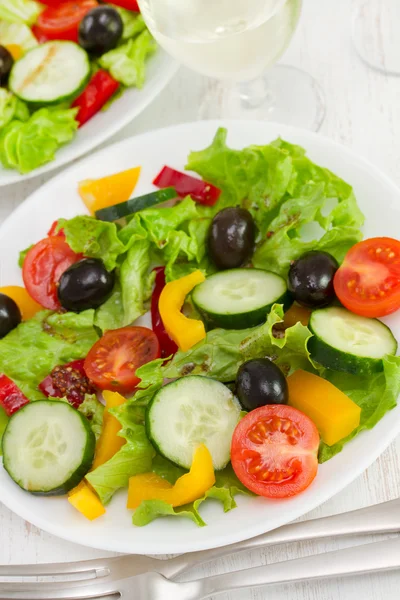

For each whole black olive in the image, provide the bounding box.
[0,45,14,86]
[236,358,288,411]
[78,6,123,55]
[208,207,256,270]
[58,258,115,312]
[287,250,339,308]
[0,293,21,339]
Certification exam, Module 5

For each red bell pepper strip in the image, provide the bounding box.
[39,359,96,408]
[47,220,65,238]
[151,267,178,359]
[0,374,29,416]
[72,71,120,127]
[153,166,221,207]
[106,0,140,10]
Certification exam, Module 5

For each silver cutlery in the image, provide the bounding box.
[1,496,400,598]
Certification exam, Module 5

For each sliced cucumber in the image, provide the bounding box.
[308,306,397,375]
[9,42,90,105]
[95,187,177,221]
[192,268,291,329]
[146,376,241,470]
[2,401,95,495]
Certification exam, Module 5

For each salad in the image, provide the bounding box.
[0,0,156,174]
[0,127,400,528]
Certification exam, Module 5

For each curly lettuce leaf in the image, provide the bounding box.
[115,8,146,40]
[86,404,154,504]
[132,499,206,527]
[120,239,154,325]
[0,0,43,25]
[99,29,156,88]
[0,107,78,174]
[59,216,126,272]
[318,355,400,462]
[0,310,99,402]
[0,19,38,51]
[0,89,28,130]
[78,394,104,441]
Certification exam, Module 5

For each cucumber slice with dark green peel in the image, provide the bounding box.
[9,42,90,106]
[192,268,291,330]
[308,306,397,375]
[146,376,241,470]
[95,187,177,221]
[2,400,95,496]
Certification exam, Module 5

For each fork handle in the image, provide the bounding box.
[195,536,400,599]
[163,497,400,578]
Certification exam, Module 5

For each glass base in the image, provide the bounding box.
[220,65,326,131]
[352,0,400,76]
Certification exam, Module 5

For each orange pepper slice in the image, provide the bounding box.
[78,166,141,214]
[5,45,23,60]
[0,286,42,321]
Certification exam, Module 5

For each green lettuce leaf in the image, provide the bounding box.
[115,8,146,40]
[99,29,156,88]
[318,355,400,462]
[132,499,206,527]
[0,19,39,51]
[86,404,154,504]
[0,89,28,130]
[119,239,154,325]
[94,283,124,332]
[78,394,104,441]
[0,407,8,455]
[0,107,78,174]
[0,310,99,401]
[0,0,43,25]
[59,216,126,272]
[18,244,33,268]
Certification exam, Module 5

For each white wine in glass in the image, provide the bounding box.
[138,0,325,130]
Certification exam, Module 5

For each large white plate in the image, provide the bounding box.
[0,120,399,555]
[0,50,178,187]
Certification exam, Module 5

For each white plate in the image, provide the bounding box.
[0,50,178,187]
[0,120,399,555]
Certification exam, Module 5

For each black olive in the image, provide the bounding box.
[236,358,288,411]
[58,258,115,312]
[0,293,21,339]
[0,46,14,86]
[287,250,339,308]
[78,6,123,55]
[208,207,256,270]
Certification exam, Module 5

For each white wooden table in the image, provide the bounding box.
[2,0,400,598]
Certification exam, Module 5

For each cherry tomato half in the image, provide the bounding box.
[33,0,97,43]
[84,326,160,393]
[334,237,400,318]
[107,0,140,12]
[22,237,82,310]
[231,405,319,499]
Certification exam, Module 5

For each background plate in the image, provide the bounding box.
[0,50,178,187]
[0,120,399,555]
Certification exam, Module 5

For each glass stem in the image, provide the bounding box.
[237,72,276,110]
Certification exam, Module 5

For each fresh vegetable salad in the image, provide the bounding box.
[1,127,400,528]
[0,0,156,174]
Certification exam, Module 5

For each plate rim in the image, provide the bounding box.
[1,118,400,554]
[0,53,178,188]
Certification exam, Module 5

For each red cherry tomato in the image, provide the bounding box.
[47,220,65,238]
[107,0,140,12]
[22,237,82,310]
[84,326,160,393]
[334,237,400,318]
[231,405,319,499]
[33,0,97,43]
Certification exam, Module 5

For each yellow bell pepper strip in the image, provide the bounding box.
[0,286,42,320]
[5,45,23,60]
[127,444,215,509]
[91,391,126,470]
[283,303,312,328]
[159,270,206,352]
[68,481,106,521]
[78,166,141,214]
[287,369,361,446]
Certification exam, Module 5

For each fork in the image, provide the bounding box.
[2,536,400,599]
[1,495,400,587]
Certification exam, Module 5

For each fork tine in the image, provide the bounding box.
[0,557,114,578]
[0,578,119,600]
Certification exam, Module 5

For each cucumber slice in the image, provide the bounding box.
[146,376,241,470]
[308,306,397,375]
[2,401,95,495]
[9,42,90,106]
[95,187,177,221]
[192,268,291,329]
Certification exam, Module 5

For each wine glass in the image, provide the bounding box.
[138,0,326,131]
[352,0,400,76]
